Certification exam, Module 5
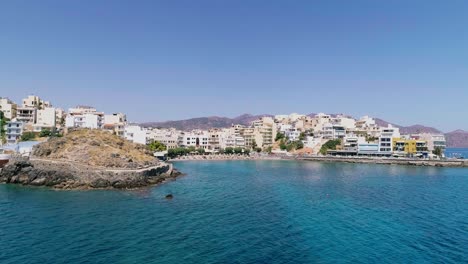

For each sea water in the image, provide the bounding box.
[0,160,467,263]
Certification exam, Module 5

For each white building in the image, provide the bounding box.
[5,120,24,144]
[285,128,301,141]
[180,131,210,149]
[65,106,104,129]
[311,113,332,132]
[124,125,148,145]
[104,113,127,136]
[416,133,446,153]
[330,115,356,130]
[0,98,17,120]
[22,95,51,110]
[16,107,36,124]
[146,128,180,149]
[36,107,56,127]
[378,125,400,154]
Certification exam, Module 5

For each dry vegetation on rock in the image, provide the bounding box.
[32,129,158,168]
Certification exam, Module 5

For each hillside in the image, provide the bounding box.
[374,118,442,134]
[141,114,273,130]
[445,130,468,148]
[32,129,158,168]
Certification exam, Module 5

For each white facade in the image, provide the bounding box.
[16,107,36,124]
[5,121,24,144]
[124,125,148,145]
[65,106,104,129]
[416,133,446,152]
[285,128,301,141]
[22,95,51,109]
[146,128,180,149]
[181,131,209,149]
[36,107,56,127]
[0,98,17,120]
[378,125,400,154]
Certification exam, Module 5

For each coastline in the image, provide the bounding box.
[297,156,468,167]
[170,153,468,168]
[0,157,182,190]
[170,154,284,161]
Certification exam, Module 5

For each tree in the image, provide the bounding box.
[433,147,443,157]
[196,148,205,155]
[295,140,304,149]
[280,140,287,150]
[168,147,190,158]
[233,147,243,154]
[299,132,306,141]
[255,147,262,153]
[275,132,285,141]
[187,146,196,153]
[20,132,36,142]
[265,146,273,154]
[251,139,257,149]
[39,129,52,137]
[224,147,234,154]
[148,141,167,152]
[319,139,342,155]
[0,111,6,144]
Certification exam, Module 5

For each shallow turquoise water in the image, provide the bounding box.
[0,160,467,263]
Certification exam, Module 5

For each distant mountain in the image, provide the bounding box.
[445,130,468,148]
[140,114,273,130]
[375,118,442,134]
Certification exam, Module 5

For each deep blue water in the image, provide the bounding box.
[0,160,467,264]
[446,148,468,159]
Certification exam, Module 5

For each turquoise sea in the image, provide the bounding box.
[446,148,468,159]
[0,160,467,263]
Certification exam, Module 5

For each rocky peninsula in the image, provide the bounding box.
[0,129,180,189]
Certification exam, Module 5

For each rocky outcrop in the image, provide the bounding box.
[0,157,181,190]
[0,129,184,189]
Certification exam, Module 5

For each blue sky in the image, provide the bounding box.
[0,0,467,131]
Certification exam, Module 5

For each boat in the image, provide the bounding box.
[0,148,10,168]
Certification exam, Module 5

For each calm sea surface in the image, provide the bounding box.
[0,160,467,264]
[446,148,468,159]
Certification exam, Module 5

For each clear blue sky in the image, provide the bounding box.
[0,0,467,132]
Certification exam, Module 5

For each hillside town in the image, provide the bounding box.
[1,95,447,159]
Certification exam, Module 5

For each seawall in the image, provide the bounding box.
[297,156,468,167]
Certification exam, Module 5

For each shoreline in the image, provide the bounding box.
[298,156,468,168]
[169,154,468,168]
[169,154,284,161]
[0,157,182,190]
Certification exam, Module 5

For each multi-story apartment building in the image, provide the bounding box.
[393,138,429,157]
[16,107,37,124]
[124,125,148,145]
[378,125,400,155]
[5,121,24,144]
[33,107,57,132]
[65,106,104,129]
[318,124,346,140]
[0,98,17,120]
[104,113,127,136]
[251,117,277,148]
[310,113,332,132]
[146,128,180,149]
[179,131,209,149]
[22,95,51,110]
[415,133,446,153]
